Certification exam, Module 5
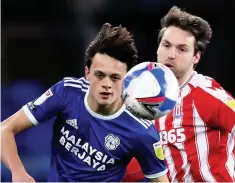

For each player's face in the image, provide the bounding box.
[157,26,200,80]
[85,53,127,107]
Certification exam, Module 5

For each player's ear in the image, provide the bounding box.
[193,51,201,65]
[85,66,90,81]
[156,47,160,55]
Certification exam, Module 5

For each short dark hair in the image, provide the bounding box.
[158,6,212,55]
[85,23,138,71]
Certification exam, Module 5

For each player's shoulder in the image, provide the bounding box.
[123,108,155,131]
[122,111,160,142]
[62,76,89,94]
[48,76,89,103]
[189,72,233,101]
[189,72,219,88]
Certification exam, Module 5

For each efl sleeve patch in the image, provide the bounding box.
[153,142,165,160]
[225,100,235,111]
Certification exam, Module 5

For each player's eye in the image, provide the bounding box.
[179,48,187,52]
[177,46,188,52]
[95,73,104,79]
[162,43,170,48]
[111,75,121,81]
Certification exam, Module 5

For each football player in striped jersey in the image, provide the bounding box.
[124,6,235,182]
[1,23,169,182]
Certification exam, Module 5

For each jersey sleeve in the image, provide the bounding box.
[134,125,168,179]
[193,85,235,134]
[22,80,66,125]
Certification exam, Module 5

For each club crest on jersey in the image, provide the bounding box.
[104,134,120,151]
[173,103,183,119]
[153,142,164,160]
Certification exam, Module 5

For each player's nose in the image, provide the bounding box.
[102,77,112,89]
[168,48,176,59]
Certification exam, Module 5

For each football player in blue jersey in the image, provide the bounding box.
[1,23,169,182]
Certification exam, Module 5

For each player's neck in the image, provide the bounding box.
[97,99,123,115]
[177,69,195,88]
[88,96,123,116]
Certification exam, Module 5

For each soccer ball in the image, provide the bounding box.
[122,62,179,120]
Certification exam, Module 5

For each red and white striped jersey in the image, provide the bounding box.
[155,71,235,182]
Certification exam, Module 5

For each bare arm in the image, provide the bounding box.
[149,174,169,182]
[1,109,35,181]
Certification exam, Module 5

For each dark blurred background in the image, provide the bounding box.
[1,0,235,181]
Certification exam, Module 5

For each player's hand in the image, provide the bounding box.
[12,168,35,182]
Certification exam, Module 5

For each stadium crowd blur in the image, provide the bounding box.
[1,0,235,181]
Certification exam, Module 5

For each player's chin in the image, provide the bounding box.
[97,98,113,106]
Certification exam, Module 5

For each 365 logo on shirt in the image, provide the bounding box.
[160,128,186,145]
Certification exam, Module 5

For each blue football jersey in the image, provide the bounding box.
[22,77,167,182]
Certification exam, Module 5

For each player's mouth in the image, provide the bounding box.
[100,92,112,99]
[164,63,174,68]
